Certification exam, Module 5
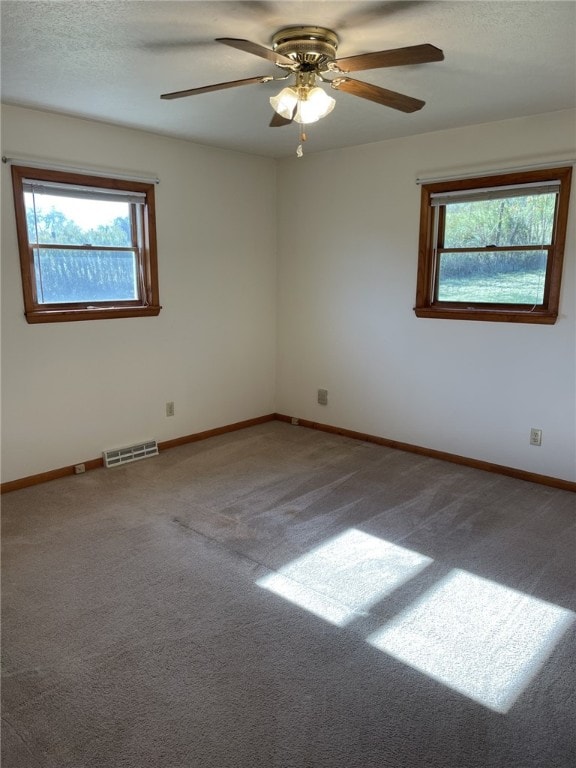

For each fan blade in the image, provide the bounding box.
[217,37,295,67]
[330,44,444,73]
[269,112,292,127]
[269,102,297,127]
[331,77,425,113]
[161,75,272,100]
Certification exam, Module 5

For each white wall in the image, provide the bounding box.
[276,110,576,482]
[2,106,575,485]
[1,105,277,482]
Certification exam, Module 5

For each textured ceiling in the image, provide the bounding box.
[1,1,575,158]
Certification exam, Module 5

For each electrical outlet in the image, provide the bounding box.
[166,401,175,417]
[291,417,299,426]
[318,388,328,405]
[74,463,86,474]
[529,428,542,446]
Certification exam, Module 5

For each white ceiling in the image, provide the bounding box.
[1,1,575,158]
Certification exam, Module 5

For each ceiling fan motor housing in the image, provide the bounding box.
[272,26,339,70]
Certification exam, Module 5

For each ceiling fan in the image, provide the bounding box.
[161,26,444,152]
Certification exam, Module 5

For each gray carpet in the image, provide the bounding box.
[2,421,575,767]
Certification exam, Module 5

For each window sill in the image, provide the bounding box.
[414,307,558,324]
[25,305,162,324]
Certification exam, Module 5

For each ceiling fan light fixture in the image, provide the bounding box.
[270,85,335,125]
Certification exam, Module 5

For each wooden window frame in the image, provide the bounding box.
[414,167,572,324]
[11,165,161,323]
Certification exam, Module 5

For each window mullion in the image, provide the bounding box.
[436,245,554,254]
[31,243,138,253]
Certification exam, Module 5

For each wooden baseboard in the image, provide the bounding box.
[158,414,275,451]
[274,413,576,493]
[0,414,275,494]
[0,457,105,494]
[3,411,573,494]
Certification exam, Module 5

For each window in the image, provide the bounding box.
[414,167,572,323]
[11,165,161,323]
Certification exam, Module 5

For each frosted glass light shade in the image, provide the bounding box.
[297,87,335,124]
[270,86,336,125]
[269,87,299,120]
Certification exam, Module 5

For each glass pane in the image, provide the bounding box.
[437,251,547,304]
[34,249,138,304]
[25,192,132,247]
[443,193,556,248]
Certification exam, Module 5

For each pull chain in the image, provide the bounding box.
[296,124,307,158]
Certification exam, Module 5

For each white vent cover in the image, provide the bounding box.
[103,440,158,468]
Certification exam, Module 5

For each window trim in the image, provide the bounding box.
[11,165,161,323]
[414,166,572,324]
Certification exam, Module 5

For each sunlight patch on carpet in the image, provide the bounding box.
[367,568,574,713]
[257,528,432,626]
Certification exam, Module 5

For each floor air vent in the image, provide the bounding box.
[103,440,159,468]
